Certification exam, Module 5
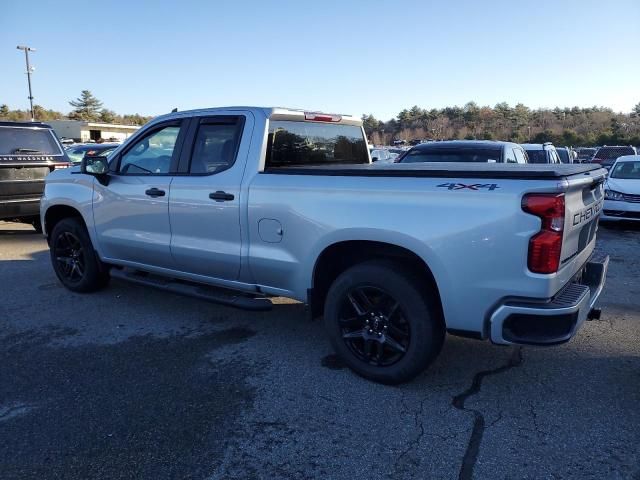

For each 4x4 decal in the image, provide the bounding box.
[437,182,500,191]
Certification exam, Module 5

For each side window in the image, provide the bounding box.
[514,148,527,164]
[504,148,517,163]
[189,120,243,174]
[549,150,560,164]
[119,125,180,174]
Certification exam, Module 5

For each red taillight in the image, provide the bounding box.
[522,193,565,274]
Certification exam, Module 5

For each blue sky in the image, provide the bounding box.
[2,0,639,120]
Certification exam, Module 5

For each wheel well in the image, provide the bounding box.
[44,205,84,240]
[310,241,444,322]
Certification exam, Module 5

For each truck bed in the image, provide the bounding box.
[264,162,602,180]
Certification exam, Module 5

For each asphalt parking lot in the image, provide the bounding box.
[0,221,638,480]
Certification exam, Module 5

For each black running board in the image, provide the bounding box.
[110,268,273,311]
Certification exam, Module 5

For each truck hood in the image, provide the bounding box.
[45,164,79,181]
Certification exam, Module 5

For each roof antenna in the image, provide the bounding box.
[171,107,178,113]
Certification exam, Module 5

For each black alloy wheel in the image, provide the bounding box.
[324,260,444,385]
[339,285,411,367]
[49,217,109,292]
[53,231,86,284]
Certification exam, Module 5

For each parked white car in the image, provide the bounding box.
[602,155,640,221]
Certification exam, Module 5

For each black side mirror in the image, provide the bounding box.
[81,155,110,185]
[371,156,379,162]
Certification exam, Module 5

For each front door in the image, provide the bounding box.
[92,120,186,269]
[169,114,250,280]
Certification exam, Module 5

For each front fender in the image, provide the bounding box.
[41,172,97,249]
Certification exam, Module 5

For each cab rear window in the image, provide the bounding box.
[0,127,62,156]
[265,120,368,168]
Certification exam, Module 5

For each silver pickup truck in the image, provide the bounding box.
[41,107,609,384]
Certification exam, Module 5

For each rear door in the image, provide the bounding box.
[168,113,251,280]
[92,120,187,268]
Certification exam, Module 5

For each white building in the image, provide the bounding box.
[48,120,141,143]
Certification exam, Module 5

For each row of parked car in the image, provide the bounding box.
[371,140,638,169]
[369,140,640,222]
[0,119,638,235]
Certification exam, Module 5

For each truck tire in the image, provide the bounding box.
[49,217,110,293]
[324,260,444,384]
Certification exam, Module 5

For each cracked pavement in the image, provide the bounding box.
[0,220,638,479]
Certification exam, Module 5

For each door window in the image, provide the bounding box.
[119,125,180,174]
[189,121,243,174]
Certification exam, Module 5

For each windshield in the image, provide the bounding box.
[266,120,368,167]
[0,127,62,155]
[610,161,640,179]
[525,150,548,163]
[400,148,501,163]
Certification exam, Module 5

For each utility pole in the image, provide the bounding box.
[16,45,36,121]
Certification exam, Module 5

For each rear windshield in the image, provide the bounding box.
[0,127,62,155]
[266,120,368,168]
[610,161,640,179]
[595,147,635,159]
[400,148,501,163]
[525,150,548,164]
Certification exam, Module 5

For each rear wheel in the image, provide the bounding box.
[50,218,109,292]
[324,261,444,384]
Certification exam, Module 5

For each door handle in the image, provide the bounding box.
[209,191,235,202]
[145,188,165,197]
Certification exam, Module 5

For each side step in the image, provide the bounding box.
[110,268,273,311]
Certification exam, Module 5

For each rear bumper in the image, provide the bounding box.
[489,254,609,345]
[0,197,41,220]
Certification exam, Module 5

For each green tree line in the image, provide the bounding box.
[363,102,640,146]
[0,90,153,126]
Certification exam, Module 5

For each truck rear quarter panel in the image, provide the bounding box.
[247,173,564,334]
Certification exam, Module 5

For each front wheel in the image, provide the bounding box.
[324,261,444,385]
[50,217,110,292]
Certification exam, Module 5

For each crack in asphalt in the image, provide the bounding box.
[452,347,523,480]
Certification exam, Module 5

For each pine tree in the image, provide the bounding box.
[69,90,103,121]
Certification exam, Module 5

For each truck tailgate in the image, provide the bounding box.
[561,168,607,268]
[0,166,50,200]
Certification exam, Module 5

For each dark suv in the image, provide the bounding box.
[0,121,69,231]
[592,145,637,170]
